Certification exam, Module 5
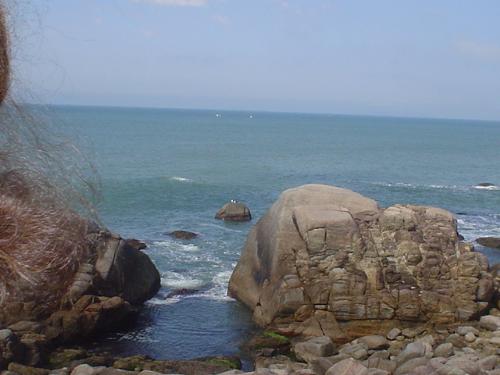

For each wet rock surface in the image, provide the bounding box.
[167,231,198,240]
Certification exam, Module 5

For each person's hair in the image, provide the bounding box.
[0,3,97,319]
[0,3,9,104]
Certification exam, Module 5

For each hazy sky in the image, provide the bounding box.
[11,0,500,120]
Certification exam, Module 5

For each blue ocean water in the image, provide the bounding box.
[48,105,500,360]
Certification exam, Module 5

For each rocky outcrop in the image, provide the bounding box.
[228,184,496,339]
[87,230,161,305]
[1,228,160,328]
[215,202,252,222]
[477,237,500,250]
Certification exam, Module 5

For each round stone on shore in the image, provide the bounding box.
[464,332,476,343]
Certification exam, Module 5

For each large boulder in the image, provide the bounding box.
[87,231,161,305]
[228,184,496,339]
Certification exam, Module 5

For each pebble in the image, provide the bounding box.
[386,328,401,340]
[464,332,476,343]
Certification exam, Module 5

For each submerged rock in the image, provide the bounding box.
[165,288,199,298]
[168,230,198,240]
[476,237,500,249]
[215,202,251,222]
[228,184,496,339]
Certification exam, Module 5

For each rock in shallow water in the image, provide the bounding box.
[168,230,198,240]
[228,184,496,339]
[476,237,500,249]
[215,202,251,222]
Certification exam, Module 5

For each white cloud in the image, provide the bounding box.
[455,40,500,62]
[133,0,207,6]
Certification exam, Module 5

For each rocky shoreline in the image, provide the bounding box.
[2,313,499,375]
[1,185,499,375]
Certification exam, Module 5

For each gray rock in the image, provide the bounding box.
[253,370,275,375]
[71,365,102,375]
[446,356,481,375]
[0,329,13,341]
[446,334,467,348]
[358,336,389,350]
[340,343,369,360]
[394,357,429,375]
[310,357,335,375]
[464,332,476,343]
[366,357,396,374]
[325,358,368,375]
[294,336,334,363]
[433,364,467,375]
[365,370,389,375]
[456,326,479,336]
[434,343,453,358]
[368,351,389,361]
[386,329,401,341]
[415,334,435,346]
[479,315,500,331]
[400,329,416,339]
[477,355,498,371]
[397,342,427,365]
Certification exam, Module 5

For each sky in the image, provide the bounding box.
[9,0,500,120]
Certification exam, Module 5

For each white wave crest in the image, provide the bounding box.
[153,240,200,252]
[161,272,205,289]
[170,176,192,182]
[473,184,499,191]
[147,296,181,306]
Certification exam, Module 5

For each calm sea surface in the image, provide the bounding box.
[47,105,500,361]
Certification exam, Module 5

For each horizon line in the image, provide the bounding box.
[22,102,500,124]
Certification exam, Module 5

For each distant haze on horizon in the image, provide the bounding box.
[10,0,500,121]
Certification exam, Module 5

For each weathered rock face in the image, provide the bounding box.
[228,184,496,339]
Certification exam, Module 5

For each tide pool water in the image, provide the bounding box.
[47,105,500,360]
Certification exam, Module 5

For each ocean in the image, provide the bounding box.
[47,105,500,362]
